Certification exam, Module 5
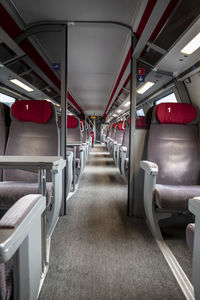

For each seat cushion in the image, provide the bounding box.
[0,182,53,210]
[155,184,200,211]
[186,223,195,251]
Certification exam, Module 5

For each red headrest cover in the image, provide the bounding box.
[113,123,117,129]
[128,118,130,125]
[80,120,84,129]
[67,115,78,128]
[118,121,124,131]
[136,116,146,128]
[11,100,52,124]
[156,103,196,124]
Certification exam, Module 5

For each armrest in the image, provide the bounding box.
[140,160,158,176]
[0,194,46,263]
[0,155,66,173]
[189,197,200,217]
[120,146,127,152]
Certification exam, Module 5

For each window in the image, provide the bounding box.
[0,93,15,107]
[137,108,145,116]
[155,93,177,105]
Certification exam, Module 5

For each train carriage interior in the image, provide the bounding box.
[1,0,200,299]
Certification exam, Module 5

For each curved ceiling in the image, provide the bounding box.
[8,0,143,115]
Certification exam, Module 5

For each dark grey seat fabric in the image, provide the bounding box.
[155,185,200,211]
[0,103,10,181]
[115,125,124,144]
[0,100,58,208]
[122,120,129,159]
[148,103,200,211]
[0,182,53,210]
[186,223,195,251]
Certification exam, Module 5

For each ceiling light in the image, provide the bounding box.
[181,32,200,55]
[117,109,122,113]
[124,101,130,107]
[113,114,117,117]
[136,81,155,94]
[10,79,34,92]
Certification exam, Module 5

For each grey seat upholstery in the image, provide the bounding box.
[119,119,129,181]
[67,115,85,184]
[0,103,10,181]
[140,103,200,239]
[0,100,59,208]
[113,121,125,165]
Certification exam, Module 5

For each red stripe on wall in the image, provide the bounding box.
[107,73,131,116]
[136,0,157,37]
[0,3,85,115]
[104,47,131,117]
[103,0,158,117]
[0,3,22,39]
[67,92,84,115]
[150,0,180,41]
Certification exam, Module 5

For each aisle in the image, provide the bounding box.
[39,144,185,300]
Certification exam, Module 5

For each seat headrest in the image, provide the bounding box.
[136,116,146,128]
[113,123,117,129]
[156,103,197,124]
[67,115,78,128]
[11,100,52,124]
[118,121,125,131]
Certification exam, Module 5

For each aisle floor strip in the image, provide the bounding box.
[156,239,194,300]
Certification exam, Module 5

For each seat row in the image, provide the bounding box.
[104,116,146,183]
[0,100,91,300]
[139,103,200,299]
[105,103,200,298]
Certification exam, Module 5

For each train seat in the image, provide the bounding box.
[0,194,46,300]
[109,123,117,156]
[0,100,65,236]
[140,103,200,239]
[119,119,129,182]
[106,125,112,151]
[113,121,125,166]
[67,115,85,185]
[80,120,89,160]
[0,103,11,181]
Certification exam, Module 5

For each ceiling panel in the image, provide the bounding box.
[11,0,141,24]
[35,25,129,115]
[9,0,143,115]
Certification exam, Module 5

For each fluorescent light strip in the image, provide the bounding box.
[136,81,155,94]
[181,32,200,55]
[124,101,130,107]
[117,109,122,113]
[10,79,34,92]
[113,114,117,117]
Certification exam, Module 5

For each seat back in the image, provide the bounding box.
[67,115,82,144]
[148,103,200,185]
[115,121,125,144]
[0,103,10,181]
[136,116,146,129]
[3,100,59,182]
[110,123,117,140]
[80,120,87,143]
[122,120,129,157]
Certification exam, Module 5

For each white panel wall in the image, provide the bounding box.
[184,73,200,109]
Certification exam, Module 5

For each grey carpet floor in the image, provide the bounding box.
[39,144,185,300]
[164,228,193,282]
